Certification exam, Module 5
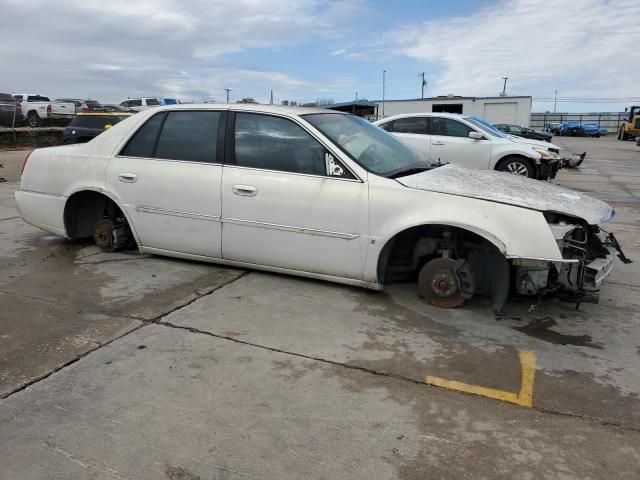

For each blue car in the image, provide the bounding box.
[582,123,606,137]
[560,121,585,136]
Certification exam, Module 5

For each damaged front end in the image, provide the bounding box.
[511,212,630,305]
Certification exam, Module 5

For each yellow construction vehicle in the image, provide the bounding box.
[617,105,640,140]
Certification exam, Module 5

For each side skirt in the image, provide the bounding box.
[140,246,384,291]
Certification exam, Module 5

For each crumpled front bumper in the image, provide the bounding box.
[537,159,560,180]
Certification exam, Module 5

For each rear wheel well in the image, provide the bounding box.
[377,225,510,309]
[63,191,128,240]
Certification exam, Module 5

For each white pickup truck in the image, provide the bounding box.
[13,94,76,127]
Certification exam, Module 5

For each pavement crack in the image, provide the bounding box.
[149,317,640,434]
[0,272,250,400]
[0,323,146,400]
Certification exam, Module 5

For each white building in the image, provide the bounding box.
[377,95,532,126]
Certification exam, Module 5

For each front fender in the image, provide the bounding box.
[365,177,562,282]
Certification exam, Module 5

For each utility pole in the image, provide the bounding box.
[553,90,557,113]
[382,70,386,119]
[355,91,358,101]
[501,77,509,96]
[270,90,274,105]
[420,72,426,99]
[224,88,232,103]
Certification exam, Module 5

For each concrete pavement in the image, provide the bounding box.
[1,136,639,479]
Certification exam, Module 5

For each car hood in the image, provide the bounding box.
[397,164,613,225]
[507,135,560,150]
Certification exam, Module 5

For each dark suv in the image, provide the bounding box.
[62,113,132,144]
[494,124,553,142]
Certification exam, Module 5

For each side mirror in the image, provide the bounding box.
[469,131,484,140]
[104,124,113,130]
[325,152,345,177]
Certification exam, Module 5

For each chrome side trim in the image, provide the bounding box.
[135,205,221,222]
[222,217,360,240]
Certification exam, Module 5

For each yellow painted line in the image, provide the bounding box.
[425,350,536,408]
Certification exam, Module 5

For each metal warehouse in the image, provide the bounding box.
[378,95,532,126]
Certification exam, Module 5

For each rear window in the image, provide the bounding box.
[155,111,220,162]
[27,95,50,102]
[70,115,128,129]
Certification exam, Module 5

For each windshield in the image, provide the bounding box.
[303,113,429,176]
[466,115,509,138]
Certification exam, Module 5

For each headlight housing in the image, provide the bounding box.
[532,147,560,160]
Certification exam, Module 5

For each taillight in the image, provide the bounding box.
[21,150,34,174]
[47,104,52,114]
[16,102,22,113]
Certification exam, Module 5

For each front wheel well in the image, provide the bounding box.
[63,190,127,240]
[377,224,510,309]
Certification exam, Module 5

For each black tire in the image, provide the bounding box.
[27,111,40,128]
[497,156,535,178]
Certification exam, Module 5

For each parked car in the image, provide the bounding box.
[16,105,627,310]
[119,98,160,112]
[62,113,133,144]
[375,113,560,179]
[54,98,105,113]
[102,104,133,113]
[494,124,553,142]
[559,121,585,136]
[0,93,19,127]
[581,123,604,137]
[544,122,562,135]
[13,94,76,127]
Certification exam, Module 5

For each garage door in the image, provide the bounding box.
[483,102,517,124]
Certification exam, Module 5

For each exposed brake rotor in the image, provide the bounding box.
[418,257,472,309]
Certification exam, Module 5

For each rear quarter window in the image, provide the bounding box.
[120,113,165,158]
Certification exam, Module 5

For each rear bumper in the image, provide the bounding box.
[14,189,68,237]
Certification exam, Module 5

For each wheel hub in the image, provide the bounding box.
[418,257,469,309]
[506,162,529,176]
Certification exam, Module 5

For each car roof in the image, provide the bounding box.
[377,112,470,122]
[76,112,133,116]
[148,103,345,116]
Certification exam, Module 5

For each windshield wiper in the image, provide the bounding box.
[387,165,432,179]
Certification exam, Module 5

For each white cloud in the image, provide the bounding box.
[330,49,347,56]
[386,0,640,107]
[0,0,364,102]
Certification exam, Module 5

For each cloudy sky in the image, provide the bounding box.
[2,0,639,111]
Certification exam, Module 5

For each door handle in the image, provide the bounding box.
[232,184,258,197]
[432,141,445,145]
[118,173,138,183]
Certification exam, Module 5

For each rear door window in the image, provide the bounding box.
[391,117,428,134]
[155,111,221,163]
[120,113,165,158]
[145,98,160,106]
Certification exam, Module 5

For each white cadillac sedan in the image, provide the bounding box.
[16,104,626,309]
